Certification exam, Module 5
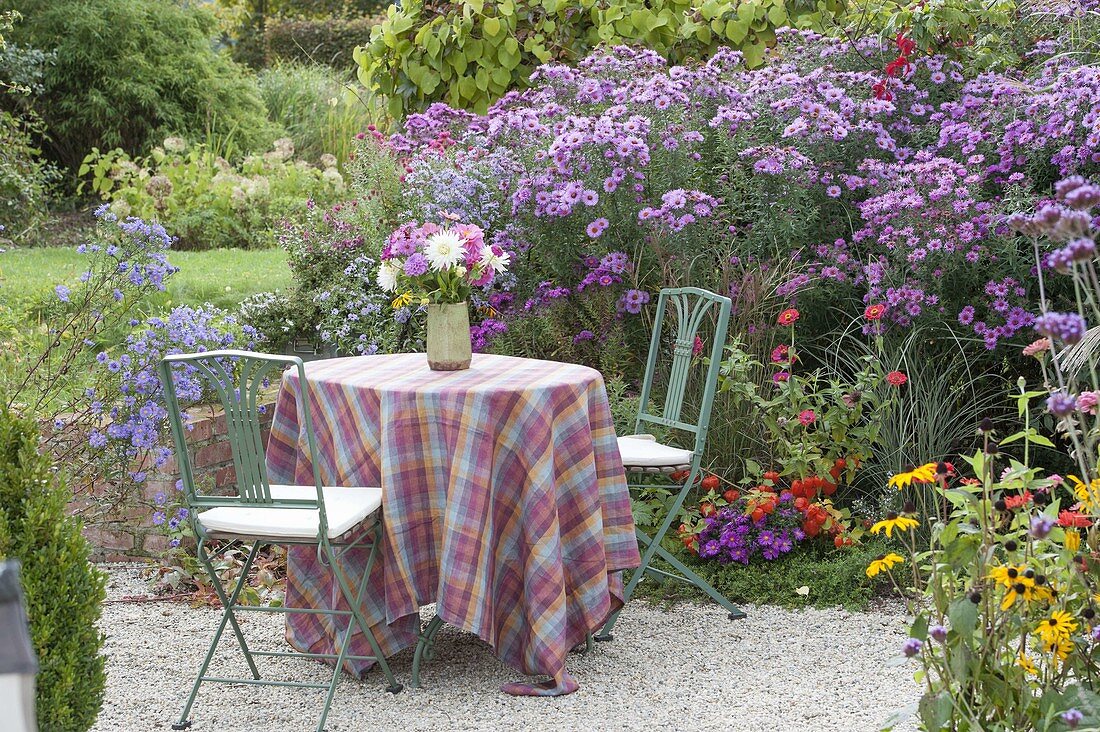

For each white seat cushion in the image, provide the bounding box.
[617,434,694,469]
[196,484,382,540]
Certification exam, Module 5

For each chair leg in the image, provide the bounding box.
[640,535,746,620]
[596,466,702,641]
[327,525,402,694]
[172,541,261,729]
[316,577,359,732]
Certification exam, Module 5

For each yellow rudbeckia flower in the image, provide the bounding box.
[870,513,920,537]
[866,552,905,578]
[989,564,1029,588]
[1068,474,1100,511]
[391,291,414,309]
[1037,610,1078,646]
[1017,653,1038,676]
[1043,636,1074,662]
[888,463,938,490]
[1000,579,1053,610]
[1065,529,1081,553]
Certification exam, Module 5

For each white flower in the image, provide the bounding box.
[424,229,464,271]
[480,247,511,274]
[376,261,399,292]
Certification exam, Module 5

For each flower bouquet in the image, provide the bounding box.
[376,219,510,370]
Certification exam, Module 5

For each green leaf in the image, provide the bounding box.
[918,691,953,731]
[768,2,787,25]
[387,93,404,120]
[1028,432,1056,448]
[483,16,501,36]
[741,37,765,67]
[457,75,477,99]
[469,0,485,13]
[391,15,415,34]
[948,596,978,637]
[451,51,468,74]
[725,16,750,43]
[910,613,929,641]
[491,66,511,87]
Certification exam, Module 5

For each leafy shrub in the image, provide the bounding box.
[832,0,1018,70]
[264,16,381,68]
[238,290,300,352]
[264,191,418,352]
[355,0,845,116]
[257,62,382,166]
[81,137,346,250]
[0,405,106,732]
[5,0,279,171]
[0,13,57,243]
[0,107,53,243]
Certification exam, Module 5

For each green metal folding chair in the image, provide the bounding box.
[157,350,401,732]
[596,287,746,642]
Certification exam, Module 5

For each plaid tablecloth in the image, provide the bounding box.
[265,352,639,679]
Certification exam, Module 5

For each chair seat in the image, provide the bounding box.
[196,484,383,540]
[617,434,694,470]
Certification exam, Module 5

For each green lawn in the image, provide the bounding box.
[0,247,292,313]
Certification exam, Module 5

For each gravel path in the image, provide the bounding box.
[92,564,920,732]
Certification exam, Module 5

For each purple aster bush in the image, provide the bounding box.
[85,305,258,520]
[343,26,1100,373]
[696,498,804,565]
[8,209,179,494]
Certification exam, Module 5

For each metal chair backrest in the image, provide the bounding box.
[157,350,328,529]
[634,287,732,458]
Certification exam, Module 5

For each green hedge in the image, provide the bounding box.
[356,0,844,117]
[0,405,106,732]
[265,16,381,67]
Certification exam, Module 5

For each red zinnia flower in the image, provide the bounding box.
[886,371,908,387]
[1003,491,1032,510]
[864,303,886,321]
[771,344,790,363]
[798,409,816,426]
[778,308,800,326]
[1058,510,1093,528]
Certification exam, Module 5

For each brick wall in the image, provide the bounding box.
[77,399,276,562]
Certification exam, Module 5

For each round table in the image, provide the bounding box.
[265,353,639,694]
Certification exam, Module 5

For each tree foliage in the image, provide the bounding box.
[5,0,279,170]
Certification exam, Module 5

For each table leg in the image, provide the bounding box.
[411,615,445,688]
